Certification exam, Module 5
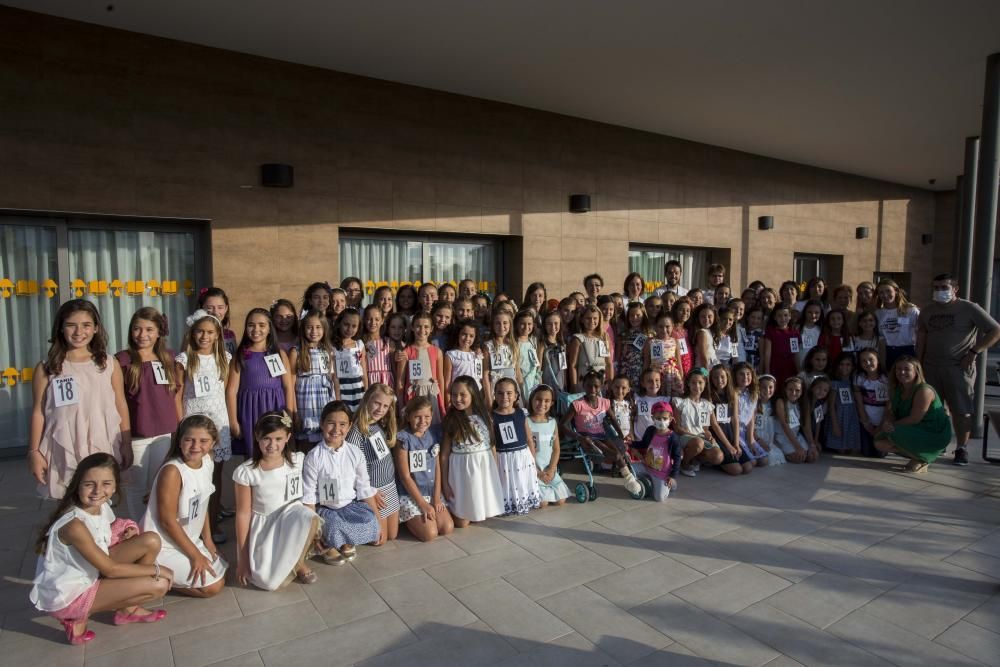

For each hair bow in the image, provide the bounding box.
[186,309,221,328]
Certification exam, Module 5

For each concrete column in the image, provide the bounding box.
[970,54,1000,438]
[958,138,979,291]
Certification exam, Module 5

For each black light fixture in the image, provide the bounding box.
[855,226,870,239]
[261,163,294,188]
[569,194,591,213]
[922,233,934,245]
[757,215,774,230]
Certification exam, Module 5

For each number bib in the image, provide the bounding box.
[337,350,360,377]
[473,356,484,379]
[264,353,286,377]
[839,388,853,404]
[498,421,518,445]
[677,338,689,355]
[637,400,651,416]
[315,352,330,374]
[715,404,731,424]
[369,431,390,460]
[789,339,800,354]
[151,361,169,385]
[698,407,711,428]
[754,414,765,430]
[52,376,80,407]
[409,358,429,381]
[318,477,339,506]
[491,348,511,370]
[285,471,302,501]
[187,494,203,522]
[597,339,609,358]
[408,449,428,473]
[193,374,213,398]
[632,334,647,351]
[875,384,889,402]
[558,349,568,370]
[651,340,666,363]
[814,405,825,423]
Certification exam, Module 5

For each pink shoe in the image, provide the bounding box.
[113,608,167,625]
[61,620,95,645]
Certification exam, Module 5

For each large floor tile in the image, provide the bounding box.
[370,570,477,633]
[168,601,326,667]
[859,581,991,638]
[827,609,981,667]
[259,610,415,667]
[490,631,621,667]
[206,653,264,667]
[443,524,512,554]
[806,515,917,554]
[231,582,307,617]
[528,498,622,529]
[630,594,779,666]
[424,543,541,591]
[555,521,660,567]
[537,585,672,664]
[764,571,883,629]
[85,639,174,667]
[584,555,704,610]
[452,578,573,650]
[672,563,791,616]
[490,518,583,561]
[632,525,741,576]
[351,538,466,582]
[302,563,388,628]
[934,619,1000,666]
[504,549,620,600]
[356,621,516,667]
[963,593,1000,632]
[592,502,687,536]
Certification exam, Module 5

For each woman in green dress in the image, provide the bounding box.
[874,356,952,473]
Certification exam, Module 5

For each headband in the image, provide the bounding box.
[186,309,221,328]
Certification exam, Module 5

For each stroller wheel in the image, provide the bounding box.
[627,478,646,500]
[639,474,654,499]
[574,483,589,504]
[588,484,599,502]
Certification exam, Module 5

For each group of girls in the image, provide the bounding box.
[26,273,918,645]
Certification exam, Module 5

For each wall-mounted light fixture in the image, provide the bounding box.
[922,233,934,245]
[855,226,870,239]
[757,216,774,230]
[261,164,294,187]
[569,194,591,213]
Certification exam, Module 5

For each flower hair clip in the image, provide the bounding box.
[186,309,222,328]
[199,287,209,296]
[279,412,293,428]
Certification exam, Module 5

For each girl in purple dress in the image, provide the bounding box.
[226,309,295,458]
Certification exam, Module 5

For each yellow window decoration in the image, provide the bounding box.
[0,278,12,298]
[70,279,87,297]
[147,280,161,297]
[110,279,124,296]
[16,280,38,296]
[89,280,109,296]
[42,279,58,297]
[126,280,145,296]
[161,280,178,296]
[2,368,18,386]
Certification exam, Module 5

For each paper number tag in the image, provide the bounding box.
[369,431,390,460]
[474,356,484,378]
[409,359,429,381]
[651,340,665,362]
[637,401,650,415]
[597,339,609,358]
[498,421,518,445]
[193,374,213,398]
[408,449,428,473]
[188,494,202,521]
[839,388,853,404]
[789,339,800,354]
[52,376,80,407]
[264,353,286,377]
[491,349,511,370]
[632,334,647,351]
[678,338,689,355]
[698,407,711,427]
[875,384,889,402]
[316,353,329,374]
[558,350,567,370]
[318,477,339,506]
[151,361,169,385]
[715,404,730,423]
[754,414,765,430]
[814,406,825,423]
[285,472,302,501]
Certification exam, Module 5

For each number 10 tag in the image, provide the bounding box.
[52,376,80,407]
[264,353,286,377]
[499,421,518,445]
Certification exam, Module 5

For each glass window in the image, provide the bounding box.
[340,233,502,301]
[629,245,708,296]
[794,254,827,286]
[0,222,59,451]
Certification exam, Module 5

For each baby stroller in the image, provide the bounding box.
[560,409,653,502]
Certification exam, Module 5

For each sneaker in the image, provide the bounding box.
[211,531,227,544]
[623,475,643,496]
[680,466,697,478]
[691,462,701,472]
[953,447,969,466]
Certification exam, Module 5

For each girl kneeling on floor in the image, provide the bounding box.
[395,397,455,541]
[31,453,169,646]
[303,401,380,565]
[233,411,321,589]
[142,415,227,597]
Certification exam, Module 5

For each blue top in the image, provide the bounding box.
[492,410,529,453]
[395,427,440,498]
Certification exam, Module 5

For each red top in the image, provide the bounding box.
[763,326,800,389]
[115,351,179,438]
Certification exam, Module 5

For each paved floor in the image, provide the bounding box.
[1,444,999,667]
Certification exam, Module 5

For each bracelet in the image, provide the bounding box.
[153,562,160,580]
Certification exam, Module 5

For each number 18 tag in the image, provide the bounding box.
[264,353,286,377]
[52,376,80,407]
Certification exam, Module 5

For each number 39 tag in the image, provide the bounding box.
[409,449,428,473]
[52,376,80,407]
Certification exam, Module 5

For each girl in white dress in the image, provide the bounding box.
[440,375,504,528]
[174,309,233,544]
[755,375,785,465]
[31,453,169,645]
[443,320,487,398]
[233,412,320,590]
[773,377,818,464]
[142,415,227,597]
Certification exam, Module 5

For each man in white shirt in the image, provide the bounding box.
[653,260,688,297]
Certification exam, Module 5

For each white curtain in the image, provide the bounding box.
[68,228,196,356]
[0,223,59,450]
[426,242,497,291]
[629,246,708,296]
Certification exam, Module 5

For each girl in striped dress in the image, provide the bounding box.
[288,311,339,449]
[346,384,399,544]
[333,309,368,413]
[362,305,395,388]
[395,313,446,423]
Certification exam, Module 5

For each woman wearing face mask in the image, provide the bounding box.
[916,273,1000,466]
